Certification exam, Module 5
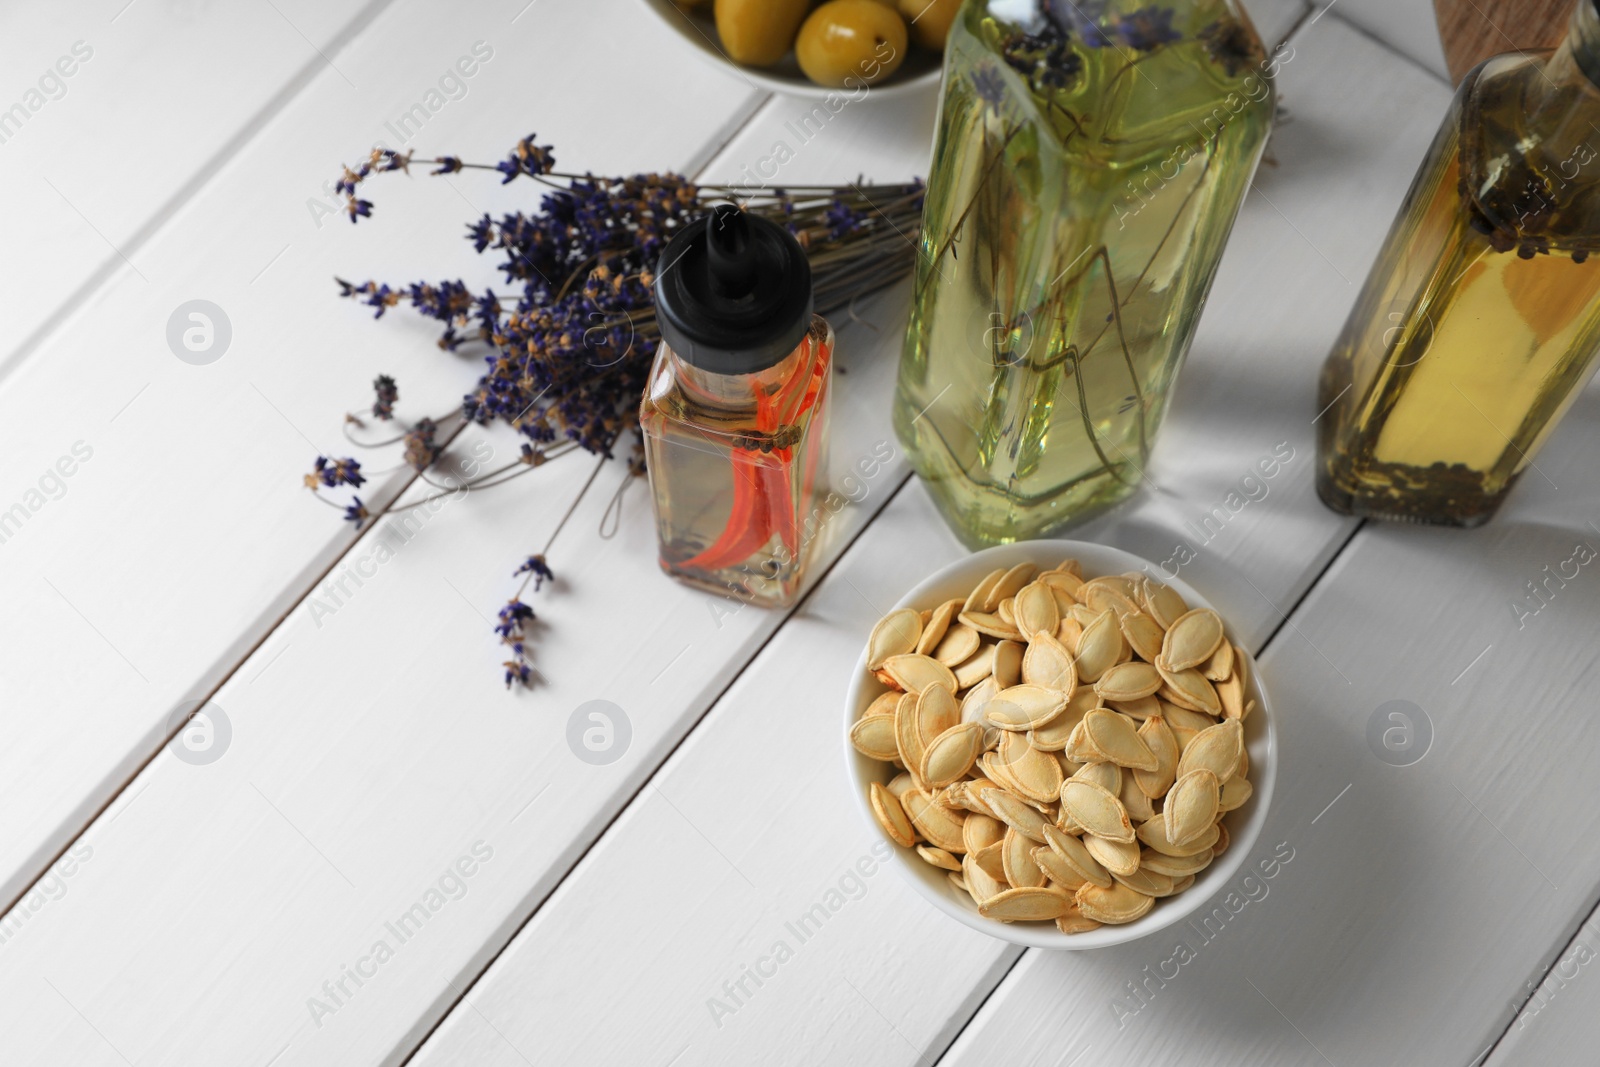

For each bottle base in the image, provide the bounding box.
[913,469,1143,549]
[1314,463,1507,528]
[657,557,802,609]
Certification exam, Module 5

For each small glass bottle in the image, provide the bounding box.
[642,204,833,607]
[1316,0,1600,525]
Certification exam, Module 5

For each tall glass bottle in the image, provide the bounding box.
[894,0,1276,547]
[1317,0,1600,525]
[642,204,833,607]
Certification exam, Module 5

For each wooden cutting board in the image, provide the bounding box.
[1433,0,1573,83]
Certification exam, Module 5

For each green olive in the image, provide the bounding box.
[897,0,961,51]
[715,0,811,68]
[796,0,909,88]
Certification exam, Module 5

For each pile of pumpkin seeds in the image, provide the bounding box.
[851,559,1256,932]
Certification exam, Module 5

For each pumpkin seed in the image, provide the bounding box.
[1120,610,1166,662]
[917,683,961,746]
[986,684,1068,730]
[917,844,963,871]
[1133,716,1179,798]
[1096,661,1163,702]
[1084,584,1141,618]
[1106,694,1160,720]
[850,714,900,761]
[1056,616,1083,652]
[933,624,981,668]
[1003,827,1048,888]
[1161,608,1225,672]
[1081,834,1141,878]
[915,600,958,657]
[1055,908,1103,934]
[864,692,900,718]
[947,871,969,894]
[1083,708,1159,771]
[995,732,1065,803]
[1156,663,1222,715]
[963,813,1006,853]
[1015,582,1060,637]
[988,562,1038,610]
[1063,718,1107,764]
[1175,719,1243,783]
[1041,823,1113,889]
[1060,779,1134,842]
[1201,638,1235,682]
[997,597,1016,627]
[1074,609,1124,683]
[958,673,996,717]
[1137,815,1219,857]
[867,608,922,671]
[882,653,958,695]
[1144,581,1189,629]
[1212,821,1230,856]
[1039,569,1085,599]
[902,789,966,853]
[1113,866,1175,897]
[1021,631,1077,692]
[964,567,1005,614]
[1218,775,1253,812]
[887,772,915,799]
[1071,760,1122,795]
[962,850,1006,904]
[869,783,915,848]
[979,886,1075,922]
[1217,669,1245,721]
[1029,689,1095,751]
[1119,771,1156,823]
[1032,845,1088,889]
[959,611,1024,641]
[979,785,1051,843]
[895,693,927,788]
[953,643,998,689]
[1165,769,1221,847]
[1140,847,1212,878]
[992,640,1023,689]
[923,722,985,787]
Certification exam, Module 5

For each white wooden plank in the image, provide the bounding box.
[1329,0,1451,82]
[0,0,387,373]
[403,14,1438,1065]
[0,0,759,921]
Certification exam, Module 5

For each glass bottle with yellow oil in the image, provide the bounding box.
[894,0,1278,548]
[1317,0,1600,525]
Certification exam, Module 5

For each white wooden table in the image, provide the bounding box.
[1,2,1591,1064]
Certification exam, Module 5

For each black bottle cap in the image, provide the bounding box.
[654,203,814,375]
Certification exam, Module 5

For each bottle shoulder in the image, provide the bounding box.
[1460,50,1600,250]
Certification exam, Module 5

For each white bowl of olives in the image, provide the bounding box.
[642,0,948,99]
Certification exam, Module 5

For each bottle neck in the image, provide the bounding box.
[1561,0,1600,87]
[666,342,802,413]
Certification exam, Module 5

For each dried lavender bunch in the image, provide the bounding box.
[304,136,924,689]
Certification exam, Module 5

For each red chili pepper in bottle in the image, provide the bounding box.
[641,204,833,607]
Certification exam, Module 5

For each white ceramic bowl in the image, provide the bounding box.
[843,540,1277,949]
[640,0,943,100]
